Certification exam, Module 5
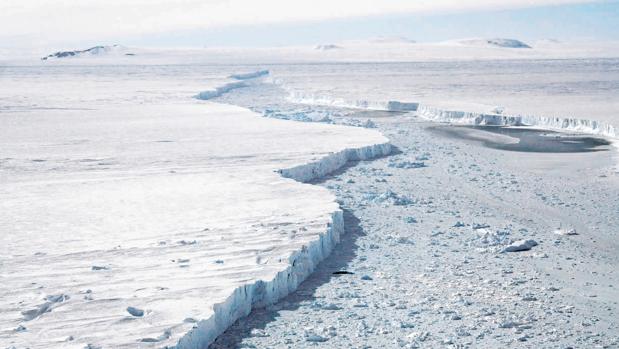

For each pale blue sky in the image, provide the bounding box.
[123,1,619,47]
[1,0,618,49]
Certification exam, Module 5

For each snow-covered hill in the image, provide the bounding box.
[452,38,531,48]
[314,44,342,51]
[41,44,132,60]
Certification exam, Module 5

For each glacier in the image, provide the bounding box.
[0,67,390,349]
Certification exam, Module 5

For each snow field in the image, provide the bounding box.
[1,71,391,348]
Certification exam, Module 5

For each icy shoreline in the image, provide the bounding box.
[177,142,392,349]
[210,107,619,349]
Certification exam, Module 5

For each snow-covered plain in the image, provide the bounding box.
[2,40,619,348]
[0,67,390,348]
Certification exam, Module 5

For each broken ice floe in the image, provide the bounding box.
[554,227,578,236]
[388,160,426,169]
[502,239,539,252]
[367,190,414,206]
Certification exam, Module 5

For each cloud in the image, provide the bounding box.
[0,0,603,46]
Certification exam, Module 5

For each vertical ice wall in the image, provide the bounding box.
[175,142,392,349]
[417,105,617,138]
[285,87,616,139]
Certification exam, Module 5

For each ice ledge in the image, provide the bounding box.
[195,81,248,100]
[287,91,418,112]
[229,70,269,80]
[417,105,617,138]
[287,89,616,139]
[195,70,270,100]
[174,142,392,349]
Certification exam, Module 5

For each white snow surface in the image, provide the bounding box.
[0,68,390,348]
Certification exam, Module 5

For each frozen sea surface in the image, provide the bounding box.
[2,53,619,348]
[212,113,619,349]
[429,126,612,153]
[270,59,619,136]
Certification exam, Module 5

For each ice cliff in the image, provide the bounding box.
[417,105,617,138]
[175,142,392,349]
[287,90,616,139]
[196,70,270,100]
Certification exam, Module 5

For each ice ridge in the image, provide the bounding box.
[195,81,248,100]
[196,70,270,100]
[288,91,418,112]
[229,70,270,80]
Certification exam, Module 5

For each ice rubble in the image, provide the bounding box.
[288,91,418,112]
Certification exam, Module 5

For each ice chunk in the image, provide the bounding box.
[502,239,538,252]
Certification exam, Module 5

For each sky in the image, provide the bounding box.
[1,0,618,50]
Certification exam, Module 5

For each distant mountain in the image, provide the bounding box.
[455,38,531,48]
[366,36,416,44]
[41,45,131,60]
[314,44,342,51]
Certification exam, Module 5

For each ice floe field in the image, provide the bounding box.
[1,41,619,348]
